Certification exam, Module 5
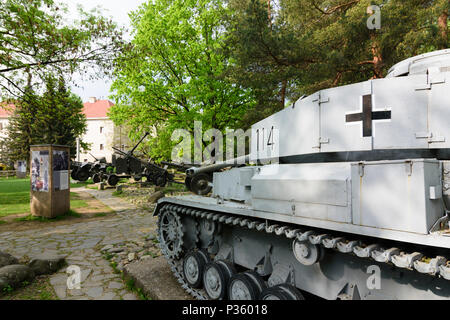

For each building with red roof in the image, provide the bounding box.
[0,98,130,162]
[0,103,15,138]
[78,97,130,162]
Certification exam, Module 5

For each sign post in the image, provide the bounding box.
[30,144,70,218]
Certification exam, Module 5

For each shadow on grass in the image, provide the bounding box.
[14,209,82,223]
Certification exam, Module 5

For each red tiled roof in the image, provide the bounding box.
[82,100,114,118]
[0,103,15,117]
[1,100,114,119]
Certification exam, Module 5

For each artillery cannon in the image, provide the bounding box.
[153,49,450,300]
[112,132,173,187]
[70,160,92,182]
[88,153,113,184]
[70,154,113,184]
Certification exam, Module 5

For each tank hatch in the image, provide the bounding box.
[386,49,450,78]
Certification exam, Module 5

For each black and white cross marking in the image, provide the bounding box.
[345,94,391,137]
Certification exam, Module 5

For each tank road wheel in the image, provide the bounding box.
[197,249,211,264]
[190,173,212,195]
[92,173,101,184]
[203,262,230,300]
[201,219,220,237]
[292,239,323,266]
[260,284,304,300]
[228,273,262,300]
[183,251,207,288]
[158,209,185,260]
[260,287,291,300]
[107,174,120,186]
[216,260,237,280]
[243,271,266,293]
[277,284,304,300]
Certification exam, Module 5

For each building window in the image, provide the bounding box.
[100,126,103,133]
[100,144,104,151]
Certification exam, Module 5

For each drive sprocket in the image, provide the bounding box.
[158,207,185,260]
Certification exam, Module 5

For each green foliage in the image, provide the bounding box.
[125,278,148,300]
[106,166,115,174]
[110,0,256,160]
[4,76,87,163]
[0,0,126,98]
[226,0,449,125]
[112,190,124,197]
[2,285,13,294]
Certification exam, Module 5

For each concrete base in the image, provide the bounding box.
[123,256,193,300]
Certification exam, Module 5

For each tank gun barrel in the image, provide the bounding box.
[186,155,249,176]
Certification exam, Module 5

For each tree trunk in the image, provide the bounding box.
[370,34,383,78]
[438,9,448,49]
[280,79,287,109]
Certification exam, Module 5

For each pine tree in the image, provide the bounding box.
[4,76,87,164]
[4,86,39,163]
[226,0,449,127]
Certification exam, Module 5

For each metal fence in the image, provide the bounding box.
[0,170,18,178]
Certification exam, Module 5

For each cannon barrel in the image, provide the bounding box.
[112,146,128,156]
[186,155,250,176]
[89,153,99,161]
[129,132,150,155]
[161,161,198,171]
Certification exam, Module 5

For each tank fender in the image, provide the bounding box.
[153,198,170,216]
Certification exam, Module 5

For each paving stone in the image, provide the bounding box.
[54,286,67,299]
[86,286,103,298]
[1,188,170,301]
[67,289,83,296]
[108,281,124,289]
[49,274,67,286]
[97,291,117,300]
[80,269,92,283]
[122,293,138,300]
[91,274,116,282]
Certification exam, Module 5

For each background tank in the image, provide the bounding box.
[154,50,450,300]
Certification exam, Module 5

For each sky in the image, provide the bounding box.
[61,0,147,103]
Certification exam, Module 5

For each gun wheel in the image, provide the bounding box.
[191,173,212,195]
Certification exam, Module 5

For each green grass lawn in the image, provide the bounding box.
[0,178,88,218]
[70,178,94,188]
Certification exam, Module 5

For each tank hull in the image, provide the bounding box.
[154,200,450,300]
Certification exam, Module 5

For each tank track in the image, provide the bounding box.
[157,203,450,300]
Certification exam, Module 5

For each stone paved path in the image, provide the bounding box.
[0,188,158,300]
